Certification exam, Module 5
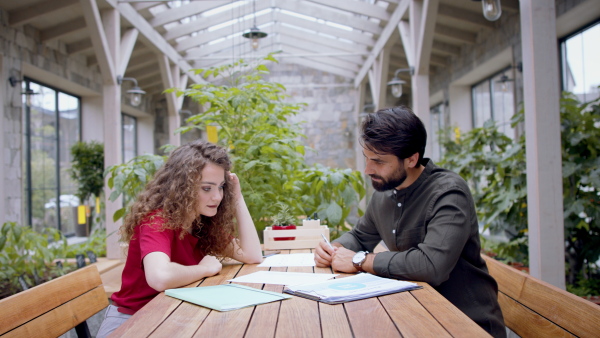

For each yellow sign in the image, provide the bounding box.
[96,197,100,214]
[207,125,218,143]
[77,205,87,224]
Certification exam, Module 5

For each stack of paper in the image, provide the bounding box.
[283,273,421,304]
[165,284,291,311]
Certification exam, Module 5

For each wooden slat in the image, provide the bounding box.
[379,291,452,337]
[410,282,490,337]
[132,264,243,338]
[276,249,321,337]
[245,267,287,337]
[100,262,125,298]
[314,264,353,337]
[0,265,103,335]
[345,297,400,336]
[2,286,107,338]
[497,292,575,338]
[482,255,600,338]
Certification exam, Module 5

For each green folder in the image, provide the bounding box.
[165,284,291,311]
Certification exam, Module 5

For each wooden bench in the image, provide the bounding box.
[0,265,109,338]
[482,254,600,337]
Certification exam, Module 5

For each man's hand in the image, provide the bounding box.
[331,247,359,273]
[314,241,337,267]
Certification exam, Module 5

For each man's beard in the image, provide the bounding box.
[370,169,407,192]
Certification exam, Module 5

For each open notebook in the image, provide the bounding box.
[166,284,291,311]
[284,273,421,304]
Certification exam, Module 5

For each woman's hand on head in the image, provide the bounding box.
[228,172,243,199]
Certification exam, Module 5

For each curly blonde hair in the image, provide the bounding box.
[120,140,236,257]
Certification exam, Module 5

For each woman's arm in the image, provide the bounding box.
[227,173,263,263]
[143,252,222,292]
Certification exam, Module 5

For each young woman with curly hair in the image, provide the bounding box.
[97,140,262,338]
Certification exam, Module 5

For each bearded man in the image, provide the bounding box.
[314,106,506,338]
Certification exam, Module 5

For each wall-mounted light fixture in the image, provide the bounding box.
[9,76,37,106]
[242,0,267,50]
[472,0,502,22]
[117,76,146,107]
[387,68,414,98]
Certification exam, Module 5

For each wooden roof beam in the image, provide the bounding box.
[8,0,78,26]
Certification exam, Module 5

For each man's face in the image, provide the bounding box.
[362,147,407,191]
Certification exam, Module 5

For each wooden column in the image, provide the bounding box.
[520,0,565,288]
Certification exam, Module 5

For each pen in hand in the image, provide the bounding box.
[321,234,334,251]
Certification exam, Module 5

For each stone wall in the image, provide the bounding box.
[0,9,102,225]
[269,62,358,170]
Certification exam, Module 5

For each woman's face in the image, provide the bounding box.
[197,162,225,217]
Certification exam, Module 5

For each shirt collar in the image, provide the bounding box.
[387,158,434,198]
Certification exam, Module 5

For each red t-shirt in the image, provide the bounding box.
[111,212,205,314]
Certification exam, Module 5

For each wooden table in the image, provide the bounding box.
[110,249,490,337]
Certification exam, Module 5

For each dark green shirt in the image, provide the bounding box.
[334,159,505,337]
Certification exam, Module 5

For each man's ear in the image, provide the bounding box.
[406,153,420,168]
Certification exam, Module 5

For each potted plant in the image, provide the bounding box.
[69,141,104,237]
[270,203,297,241]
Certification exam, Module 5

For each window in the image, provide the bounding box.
[560,21,600,102]
[23,79,81,234]
[430,103,447,162]
[122,114,137,162]
[471,69,516,139]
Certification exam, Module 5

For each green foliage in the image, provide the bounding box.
[105,154,167,222]
[270,202,298,226]
[0,222,70,294]
[439,92,600,290]
[69,141,104,203]
[64,226,108,258]
[172,55,365,234]
[296,165,365,239]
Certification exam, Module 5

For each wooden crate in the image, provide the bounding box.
[263,222,330,250]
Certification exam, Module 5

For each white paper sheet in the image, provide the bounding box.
[257,253,316,267]
[228,271,338,285]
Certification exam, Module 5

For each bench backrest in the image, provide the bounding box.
[482,254,600,337]
[0,264,109,337]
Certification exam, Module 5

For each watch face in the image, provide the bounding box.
[352,251,366,264]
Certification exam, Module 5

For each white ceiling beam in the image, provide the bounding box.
[105,0,203,84]
[279,25,369,55]
[175,14,269,52]
[437,3,495,29]
[118,28,139,76]
[307,0,391,21]
[162,1,269,42]
[354,0,409,87]
[277,11,375,47]
[67,39,93,54]
[282,55,356,79]
[126,63,159,80]
[431,40,461,56]
[41,18,87,42]
[414,0,439,74]
[80,0,117,85]
[184,24,277,59]
[276,0,382,35]
[434,24,477,44]
[158,54,181,146]
[149,1,226,27]
[281,43,361,72]
[8,0,78,26]
[398,19,413,67]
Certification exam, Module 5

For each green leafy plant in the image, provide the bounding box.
[0,222,74,298]
[270,202,297,226]
[69,141,104,203]
[439,91,600,292]
[105,153,167,222]
[171,55,365,234]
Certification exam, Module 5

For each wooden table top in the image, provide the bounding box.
[110,249,490,338]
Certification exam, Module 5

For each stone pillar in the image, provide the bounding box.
[520,0,565,288]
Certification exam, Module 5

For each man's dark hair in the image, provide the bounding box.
[360,106,427,162]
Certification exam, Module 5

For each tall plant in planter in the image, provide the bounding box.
[168,55,365,233]
[69,141,104,235]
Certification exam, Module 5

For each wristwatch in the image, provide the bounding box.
[352,251,369,272]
